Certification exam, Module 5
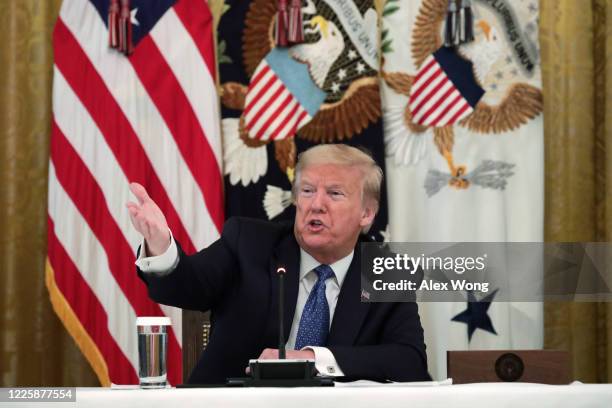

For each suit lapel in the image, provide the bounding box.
[269,232,301,342]
[328,247,370,346]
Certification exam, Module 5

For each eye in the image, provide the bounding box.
[300,186,314,196]
[329,190,345,199]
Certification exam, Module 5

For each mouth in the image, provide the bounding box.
[306,219,325,232]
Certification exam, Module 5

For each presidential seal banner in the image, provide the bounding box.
[380,0,544,379]
[218,0,388,239]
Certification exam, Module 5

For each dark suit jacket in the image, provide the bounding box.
[138,217,430,384]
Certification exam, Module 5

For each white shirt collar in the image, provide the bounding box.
[299,248,354,287]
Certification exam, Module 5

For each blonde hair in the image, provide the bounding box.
[292,144,383,215]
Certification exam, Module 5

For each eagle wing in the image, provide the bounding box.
[220,82,248,110]
[460,83,543,134]
[242,0,276,77]
[411,0,446,67]
[382,71,430,137]
[382,71,413,96]
[298,77,381,142]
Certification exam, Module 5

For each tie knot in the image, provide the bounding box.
[314,264,334,282]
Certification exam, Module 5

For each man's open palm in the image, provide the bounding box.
[126,182,170,256]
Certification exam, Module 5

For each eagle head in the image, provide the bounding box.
[309,16,330,39]
[289,15,345,88]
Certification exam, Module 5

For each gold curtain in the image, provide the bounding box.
[541,0,612,382]
[0,0,98,386]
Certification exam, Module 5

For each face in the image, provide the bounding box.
[294,164,376,264]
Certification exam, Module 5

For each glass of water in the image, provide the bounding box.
[136,317,171,388]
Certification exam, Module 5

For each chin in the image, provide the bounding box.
[301,234,331,251]
[303,236,330,247]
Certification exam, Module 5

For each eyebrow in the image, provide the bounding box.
[300,179,346,189]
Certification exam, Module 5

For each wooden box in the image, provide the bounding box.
[447,350,571,384]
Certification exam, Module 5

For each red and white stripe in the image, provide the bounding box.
[409,55,473,127]
[243,61,310,141]
[48,0,223,385]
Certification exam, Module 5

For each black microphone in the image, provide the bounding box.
[276,266,287,360]
[224,264,332,386]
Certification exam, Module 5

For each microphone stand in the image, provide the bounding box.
[278,267,286,360]
[224,266,333,387]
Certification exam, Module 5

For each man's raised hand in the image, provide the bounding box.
[126,182,171,256]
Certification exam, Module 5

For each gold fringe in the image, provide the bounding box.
[45,258,111,386]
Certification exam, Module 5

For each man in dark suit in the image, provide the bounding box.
[127,144,430,384]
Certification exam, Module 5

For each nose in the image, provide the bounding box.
[310,189,326,212]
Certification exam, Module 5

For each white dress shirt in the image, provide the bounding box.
[136,234,350,376]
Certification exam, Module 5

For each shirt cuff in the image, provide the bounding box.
[303,346,345,377]
[134,230,179,275]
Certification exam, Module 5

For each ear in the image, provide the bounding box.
[359,204,376,228]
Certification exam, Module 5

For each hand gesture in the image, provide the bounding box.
[126,182,171,256]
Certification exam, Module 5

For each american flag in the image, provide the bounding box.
[46,0,223,385]
[243,48,326,141]
[409,47,484,127]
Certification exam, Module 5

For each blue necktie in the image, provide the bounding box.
[295,264,335,350]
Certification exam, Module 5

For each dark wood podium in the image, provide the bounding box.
[447,350,571,384]
[182,310,211,381]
